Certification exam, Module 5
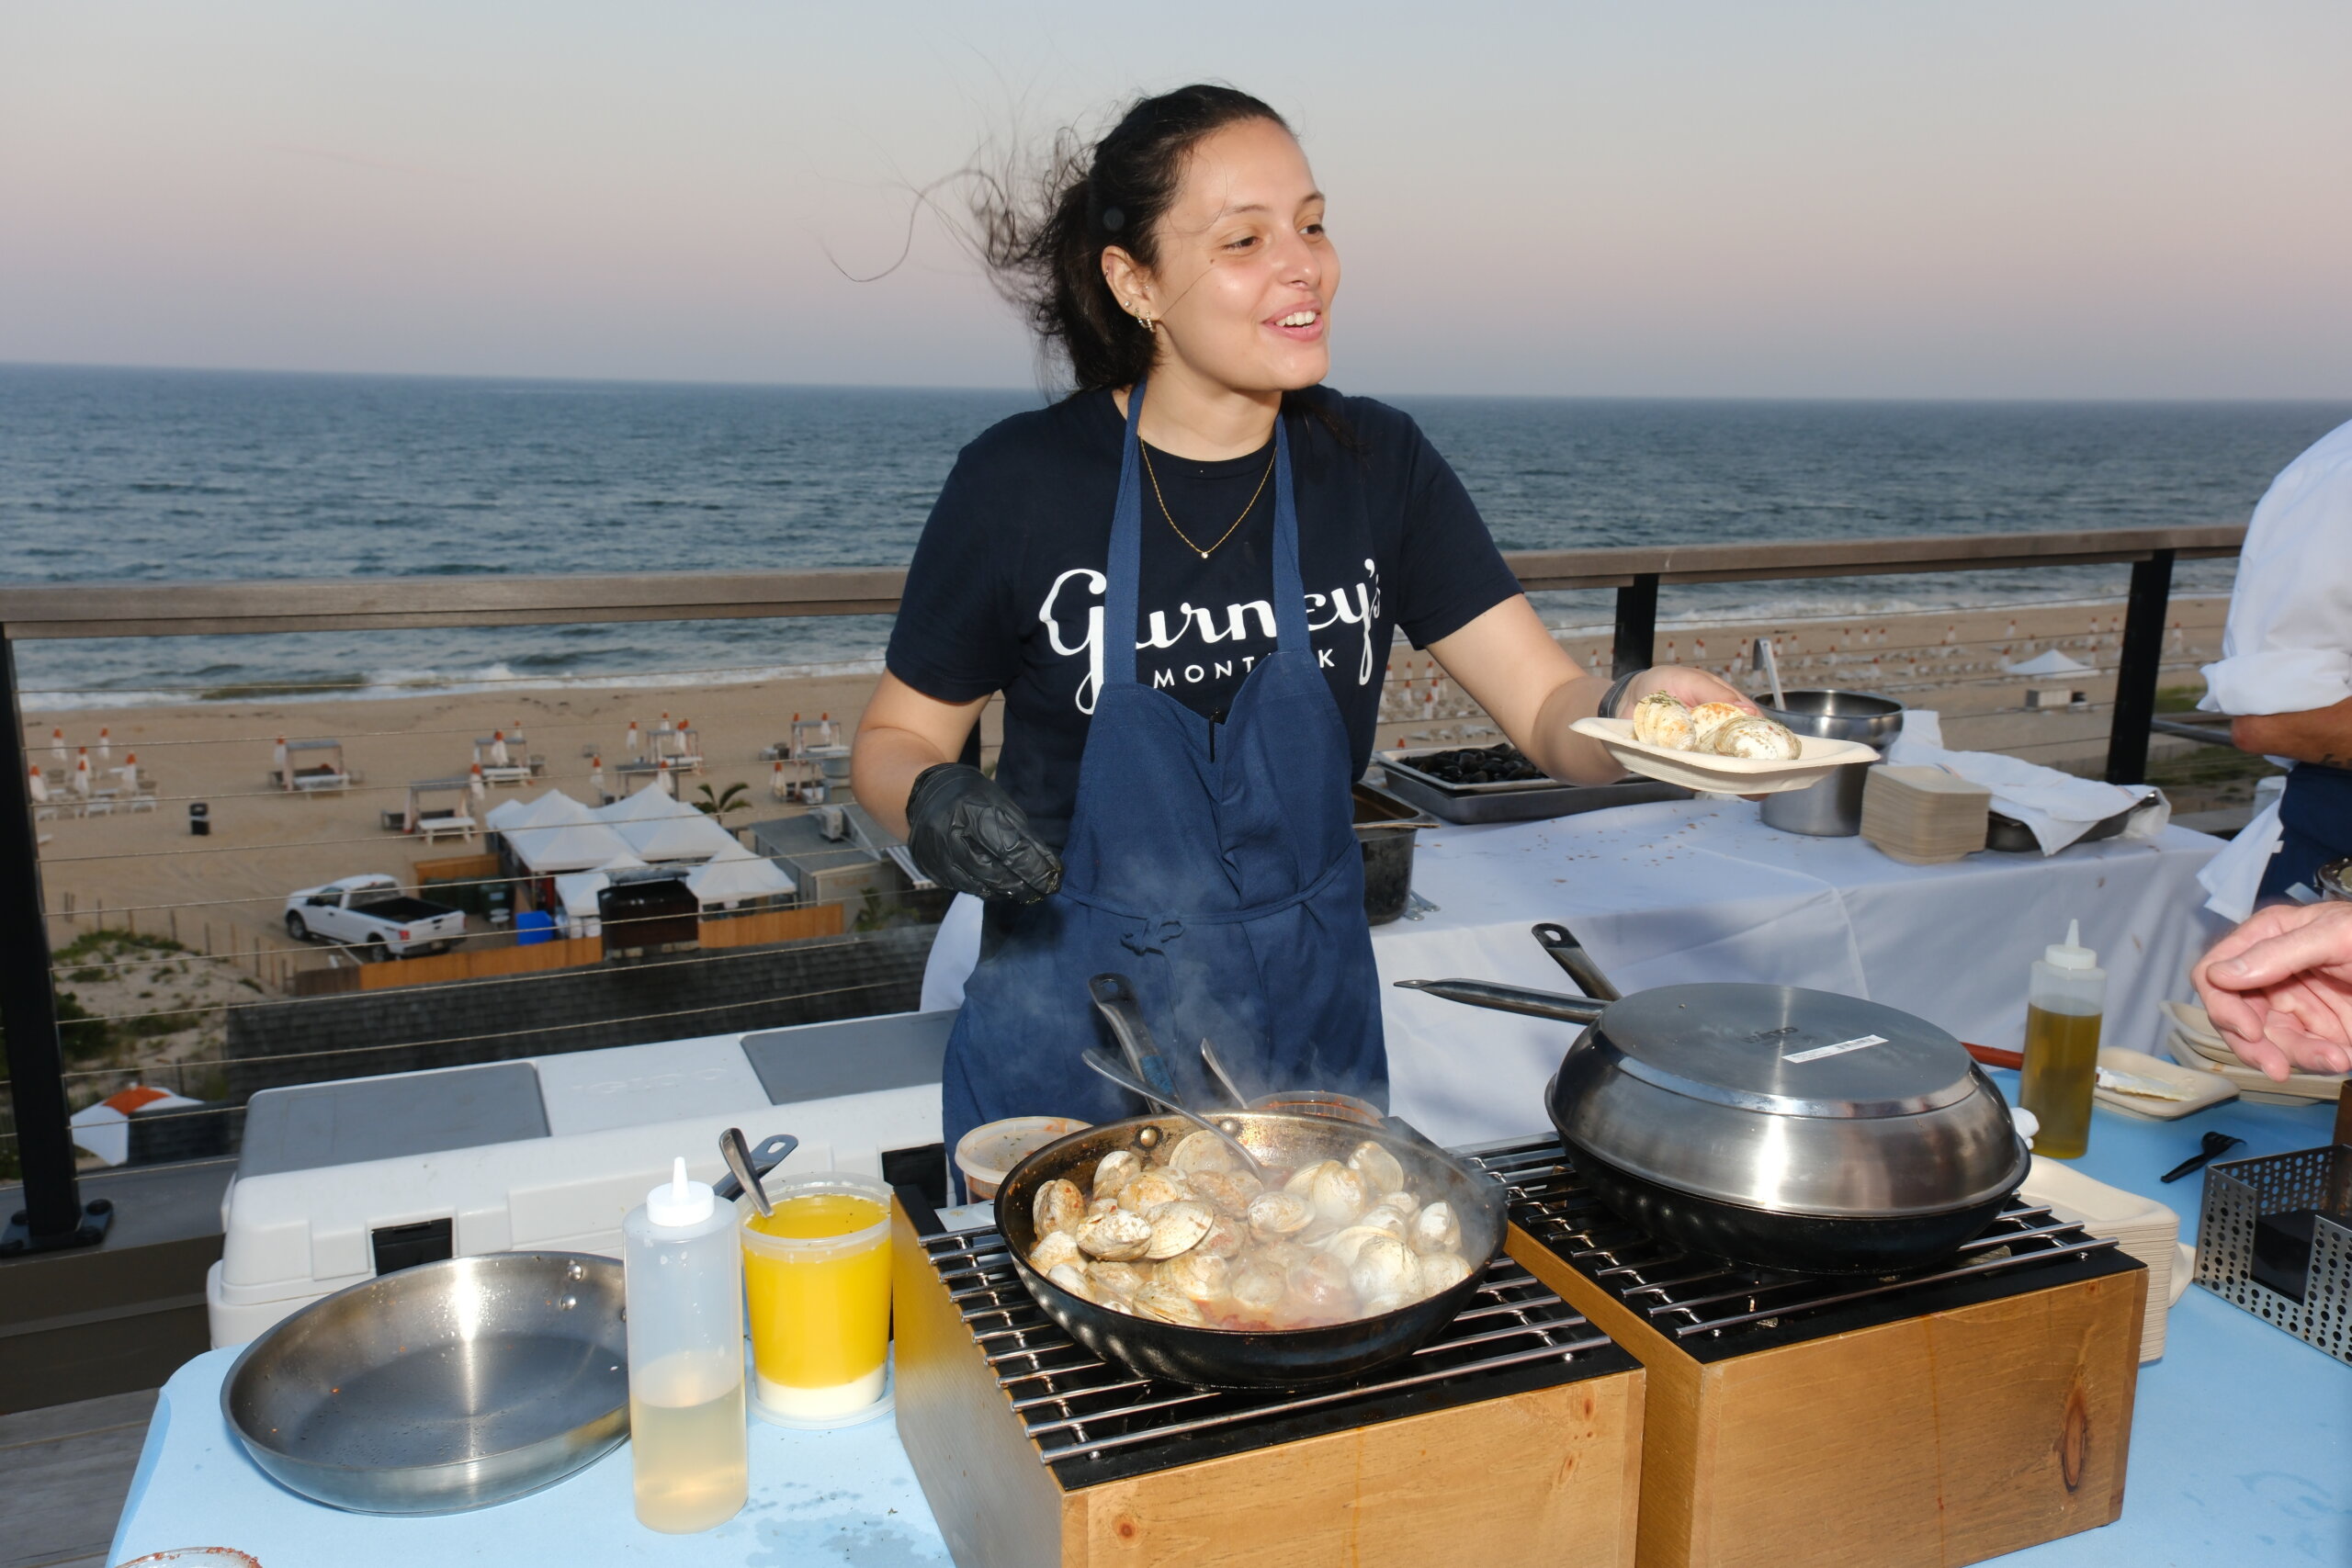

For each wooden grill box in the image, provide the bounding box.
[895,1195,1650,1568]
[1507,1223,2145,1568]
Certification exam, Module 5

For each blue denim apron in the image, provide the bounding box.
[2259,761,2352,899]
[940,383,1385,1179]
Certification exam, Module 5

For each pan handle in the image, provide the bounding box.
[1393,977,1608,1025]
[1532,923,1622,1002]
[1089,973,1183,1106]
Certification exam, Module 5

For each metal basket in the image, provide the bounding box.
[2193,1144,2352,1364]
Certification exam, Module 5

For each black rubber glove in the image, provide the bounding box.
[904,762,1063,903]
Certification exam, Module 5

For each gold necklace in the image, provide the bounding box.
[1138,442,1275,559]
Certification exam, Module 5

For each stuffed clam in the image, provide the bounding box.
[1029,1135,1480,1330]
[1623,694,1800,760]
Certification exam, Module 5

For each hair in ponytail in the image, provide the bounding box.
[970,85,1288,393]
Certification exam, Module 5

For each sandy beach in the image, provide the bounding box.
[24,592,2233,1010]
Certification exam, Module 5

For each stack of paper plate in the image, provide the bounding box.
[1858,764,1992,865]
[2019,1156,2189,1362]
[2092,1045,2235,1120]
[2160,1000,2347,1106]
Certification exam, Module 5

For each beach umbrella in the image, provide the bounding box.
[51,728,66,768]
[490,729,511,767]
[74,750,92,796]
[119,753,139,789]
[772,760,785,796]
[655,756,674,796]
[626,720,641,759]
[511,717,526,745]
[96,728,112,763]
[659,712,673,734]
[469,762,487,801]
[591,755,605,797]
[274,736,288,789]
[28,763,48,804]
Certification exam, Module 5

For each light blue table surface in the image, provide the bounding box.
[110,1089,2347,1567]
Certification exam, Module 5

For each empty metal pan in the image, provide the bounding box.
[221,1251,628,1514]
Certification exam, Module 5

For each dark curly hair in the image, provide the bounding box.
[970,85,1290,393]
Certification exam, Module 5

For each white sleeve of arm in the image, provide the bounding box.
[2199,433,2352,717]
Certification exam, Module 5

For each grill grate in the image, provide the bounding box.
[922,1218,1622,1485]
[1468,1135,2122,1348]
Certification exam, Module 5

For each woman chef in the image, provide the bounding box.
[853,85,1748,1179]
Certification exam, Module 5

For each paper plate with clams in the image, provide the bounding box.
[1572,695,1878,794]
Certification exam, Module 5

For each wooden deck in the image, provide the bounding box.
[0,1388,155,1568]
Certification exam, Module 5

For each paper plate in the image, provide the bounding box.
[2092,1045,2235,1120]
[1570,716,1879,795]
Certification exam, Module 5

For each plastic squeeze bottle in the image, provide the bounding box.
[2018,921,2104,1159]
[623,1157,749,1532]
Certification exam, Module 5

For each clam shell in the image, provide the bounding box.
[1032,1178,1086,1237]
[1310,1163,1369,1227]
[1319,1224,1396,1268]
[1415,1251,1474,1298]
[1283,1254,1358,1318]
[1346,1140,1408,1197]
[1087,1260,1148,1300]
[1351,1207,1408,1243]
[1091,1149,1142,1201]
[1195,1212,1248,1258]
[1073,1208,1153,1260]
[1168,1128,1243,1176]
[1349,1235,1422,1302]
[1284,1158,1339,1195]
[1246,1190,1315,1243]
[1144,1199,1215,1260]
[1158,1251,1230,1303]
[1630,693,1695,750]
[1367,1190,1421,1223]
[1046,1262,1097,1303]
[1709,716,1800,760]
[1087,1196,1121,1220]
[1029,1230,1083,1273]
[1360,1291,1414,1316]
[1688,701,1748,747]
[1187,1168,1263,1217]
[1410,1201,1462,1256]
[1230,1263,1288,1313]
[1120,1169,1194,1213]
[1130,1283,1207,1326]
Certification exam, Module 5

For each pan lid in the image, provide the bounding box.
[1589,985,1976,1118]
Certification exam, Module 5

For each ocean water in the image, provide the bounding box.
[1,364,2343,707]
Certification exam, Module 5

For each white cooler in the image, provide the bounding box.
[206,1009,954,1346]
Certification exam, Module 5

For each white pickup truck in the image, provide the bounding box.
[284,874,469,959]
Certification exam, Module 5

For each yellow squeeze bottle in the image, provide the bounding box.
[2019,920,2104,1159]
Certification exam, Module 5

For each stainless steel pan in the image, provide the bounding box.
[996,1111,1507,1389]
[1400,926,2027,1275]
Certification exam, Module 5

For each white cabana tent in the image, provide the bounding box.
[619,811,740,863]
[551,849,653,937]
[487,788,597,833]
[591,783,702,827]
[685,840,797,909]
[2004,649,2095,677]
[503,817,635,875]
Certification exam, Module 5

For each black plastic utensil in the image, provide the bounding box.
[2160,1130,2243,1183]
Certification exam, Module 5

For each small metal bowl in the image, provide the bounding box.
[222,1252,628,1514]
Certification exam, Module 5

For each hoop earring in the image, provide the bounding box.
[1134,312,1155,333]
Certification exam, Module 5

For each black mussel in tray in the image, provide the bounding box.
[1408,742,1547,785]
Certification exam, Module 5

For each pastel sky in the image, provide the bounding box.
[6,2,2347,398]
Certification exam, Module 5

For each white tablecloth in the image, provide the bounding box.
[1373,800,2229,1147]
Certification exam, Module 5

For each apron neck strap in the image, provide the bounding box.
[1104,381,1308,690]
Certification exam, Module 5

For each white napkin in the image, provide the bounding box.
[1883,710,2155,854]
[2196,796,2285,923]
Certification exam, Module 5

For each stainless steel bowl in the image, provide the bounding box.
[1758,691,1904,837]
[1759,689,1905,748]
[221,1252,628,1514]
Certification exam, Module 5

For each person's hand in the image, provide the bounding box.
[1619,665,1759,717]
[2190,900,2352,1080]
[904,763,1063,903]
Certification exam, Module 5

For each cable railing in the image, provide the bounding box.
[0,522,2245,1255]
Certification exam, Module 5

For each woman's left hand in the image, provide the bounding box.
[1618,665,1758,717]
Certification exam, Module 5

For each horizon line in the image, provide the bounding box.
[5,357,2348,410]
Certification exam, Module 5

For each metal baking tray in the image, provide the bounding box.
[1375,748,1691,825]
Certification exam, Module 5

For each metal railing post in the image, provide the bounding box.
[0,630,110,1254]
[2105,549,2177,785]
[1612,574,1660,679]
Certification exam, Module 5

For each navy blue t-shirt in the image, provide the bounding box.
[887,386,1521,847]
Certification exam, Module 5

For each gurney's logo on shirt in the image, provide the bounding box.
[1040,562,1383,715]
